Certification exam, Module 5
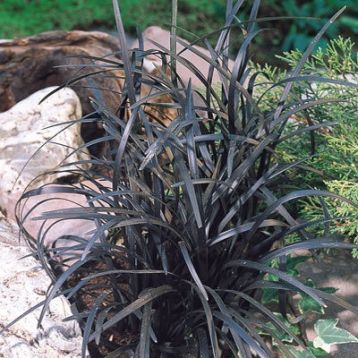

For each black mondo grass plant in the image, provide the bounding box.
[6,0,358,357]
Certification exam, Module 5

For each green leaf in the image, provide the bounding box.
[307,342,328,357]
[319,287,338,294]
[261,313,300,343]
[261,272,279,305]
[299,293,324,314]
[261,287,279,305]
[261,273,280,304]
[286,255,310,276]
[286,341,330,357]
[267,273,279,281]
[286,346,316,358]
[313,337,332,353]
[313,319,358,352]
[298,280,338,314]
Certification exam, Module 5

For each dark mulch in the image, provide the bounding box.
[62,257,138,357]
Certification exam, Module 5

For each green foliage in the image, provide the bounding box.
[313,319,358,352]
[0,0,225,40]
[261,256,312,306]
[0,0,115,38]
[4,1,358,357]
[260,256,353,357]
[259,313,301,343]
[298,280,337,315]
[275,0,358,51]
[278,36,358,76]
[253,36,358,257]
[118,0,226,37]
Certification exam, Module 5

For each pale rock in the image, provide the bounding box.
[0,212,22,246]
[0,226,84,357]
[17,180,111,248]
[0,87,90,216]
[1,180,111,268]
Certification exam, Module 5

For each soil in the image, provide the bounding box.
[62,258,138,357]
[298,251,358,358]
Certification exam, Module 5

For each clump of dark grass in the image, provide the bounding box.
[5,0,358,357]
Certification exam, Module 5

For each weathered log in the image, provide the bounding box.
[0,30,123,114]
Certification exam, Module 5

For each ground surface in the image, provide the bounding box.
[298,251,358,357]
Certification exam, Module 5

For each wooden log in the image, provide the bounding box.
[0,30,124,114]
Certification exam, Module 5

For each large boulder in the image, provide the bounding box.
[12,180,111,251]
[0,87,90,217]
